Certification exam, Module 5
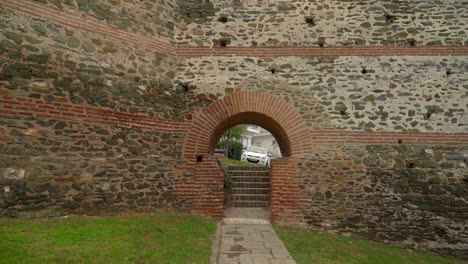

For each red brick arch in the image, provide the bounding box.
[178,91,311,222]
[184,91,311,159]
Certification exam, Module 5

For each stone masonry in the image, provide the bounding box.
[0,0,467,258]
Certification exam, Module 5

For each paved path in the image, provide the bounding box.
[212,213,296,264]
[224,208,271,221]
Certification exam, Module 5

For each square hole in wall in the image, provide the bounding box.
[219,15,228,23]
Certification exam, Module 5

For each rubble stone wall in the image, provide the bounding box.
[0,0,467,258]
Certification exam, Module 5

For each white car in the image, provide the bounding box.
[241,146,271,166]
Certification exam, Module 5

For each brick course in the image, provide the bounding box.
[0,96,191,133]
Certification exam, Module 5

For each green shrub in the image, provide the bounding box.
[224,171,234,189]
[230,141,244,160]
[216,141,244,160]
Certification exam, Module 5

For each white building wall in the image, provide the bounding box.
[241,125,282,157]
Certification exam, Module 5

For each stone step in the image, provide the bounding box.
[234,182,270,188]
[231,194,270,201]
[227,166,269,172]
[226,165,271,208]
[228,200,269,207]
[231,188,271,194]
[231,176,270,183]
[231,174,269,178]
[229,171,270,177]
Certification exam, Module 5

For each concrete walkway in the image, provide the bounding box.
[211,208,296,264]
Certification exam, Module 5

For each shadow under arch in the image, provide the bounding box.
[209,112,291,157]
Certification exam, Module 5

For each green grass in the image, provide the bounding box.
[218,157,261,167]
[275,225,468,264]
[0,213,216,264]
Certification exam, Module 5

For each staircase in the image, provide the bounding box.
[226,166,270,208]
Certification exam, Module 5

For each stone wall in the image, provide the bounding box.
[175,0,468,47]
[296,143,467,256]
[363,144,467,256]
[36,0,176,42]
[175,56,468,132]
[0,0,467,258]
[0,114,188,217]
[0,6,214,119]
[0,4,200,216]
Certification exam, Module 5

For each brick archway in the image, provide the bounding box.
[184,91,311,159]
[177,91,311,222]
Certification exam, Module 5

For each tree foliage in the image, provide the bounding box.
[216,125,247,160]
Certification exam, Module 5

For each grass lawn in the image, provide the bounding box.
[0,213,216,264]
[275,225,468,264]
[218,157,262,167]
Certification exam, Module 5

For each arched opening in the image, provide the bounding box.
[215,124,284,163]
[209,112,291,157]
[213,120,286,220]
[177,91,315,222]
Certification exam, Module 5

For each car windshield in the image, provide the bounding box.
[246,147,267,155]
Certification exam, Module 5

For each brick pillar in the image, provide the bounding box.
[270,157,307,225]
[186,156,225,219]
